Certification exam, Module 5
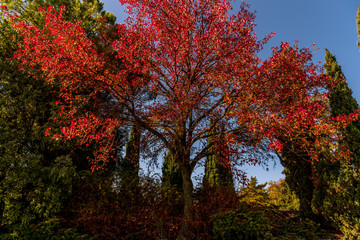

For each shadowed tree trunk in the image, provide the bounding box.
[180,163,194,238]
[280,142,316,219]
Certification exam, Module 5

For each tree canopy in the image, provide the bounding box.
[1,0,359,238]
[9,0,356,229]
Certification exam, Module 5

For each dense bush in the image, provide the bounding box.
[211,202,271,240]
[63,172,184,240]
[267,179,299,211]
[0,155,78,236]
[0,217,92,240]
[322,165,360,239]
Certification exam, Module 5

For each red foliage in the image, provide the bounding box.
[11,0,357,179]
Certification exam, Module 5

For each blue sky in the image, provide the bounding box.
[100,0,360,184]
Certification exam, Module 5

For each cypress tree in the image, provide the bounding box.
[325,49,360,165]
[321,50,360,237]
[239,177,269,204]
[203,123,234,190]
[161,122,183,194]
[162,151,182,190]
[119,124,141,192]
[161,150,183,214]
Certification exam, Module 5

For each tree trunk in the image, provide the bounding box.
[279,136,316,220]
[286,159,315,219]
[298,180,315,219]
[295,159,315,219]
[180,163,194,239]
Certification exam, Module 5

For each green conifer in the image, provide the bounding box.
[119,124,141,191]
[203,123,234,190]
[239,177,269,204]
[322,50,360,237]
[161,150,183,211]
[162,151,182,190]
[325,49,360,165]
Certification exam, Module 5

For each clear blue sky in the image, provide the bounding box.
[100,0,360,185]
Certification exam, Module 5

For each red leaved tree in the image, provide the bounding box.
[12,0,356,236]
